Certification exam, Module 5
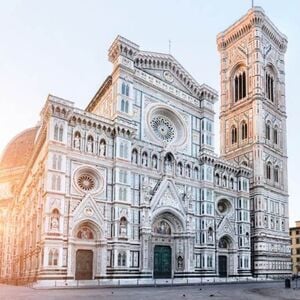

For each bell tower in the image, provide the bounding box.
[217,7,290,276]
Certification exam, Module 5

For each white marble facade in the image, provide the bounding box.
[0,7,290,284]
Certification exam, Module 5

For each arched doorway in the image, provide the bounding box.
[151,212,185,279]
[218,235,233,277]
[73,222,99,280]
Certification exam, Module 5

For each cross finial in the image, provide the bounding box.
[168,40,172,54]
[252,0,254,8]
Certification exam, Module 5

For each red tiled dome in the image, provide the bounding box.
[0,127,39,169]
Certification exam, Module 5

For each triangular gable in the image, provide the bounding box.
[134,51,218,101]
[151,178,186,217]
[72,194,105,233]
[143,69,192,94]
[216,217,236,242]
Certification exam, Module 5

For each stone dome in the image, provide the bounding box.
[0,127,39,169]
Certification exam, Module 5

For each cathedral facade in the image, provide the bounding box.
[0,7,291,285]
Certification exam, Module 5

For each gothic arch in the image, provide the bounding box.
[73,219,102,240]
[152,210,185,233]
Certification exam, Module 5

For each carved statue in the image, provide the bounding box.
[50,217,59,230]
[142,176,152,204]
[74,134,81,150]
[99,140,106,156]
[87,139,93,153]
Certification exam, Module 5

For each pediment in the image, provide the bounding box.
[151,178,186,217]
[72,194,104,231]
[134,51,217,101]
[216,217,235,241]
[142,69,192,94]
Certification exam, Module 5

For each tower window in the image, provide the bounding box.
[234,70,246,102]
[231,126,237,144]
[274,167,279,183]
[265,122,271,140]
[266,73,274,102]
[273,127,278,144]
[241,121,248,140]
[266,162,272,180]
[121,99,129,113]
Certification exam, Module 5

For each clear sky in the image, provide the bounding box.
[0,0,299,225]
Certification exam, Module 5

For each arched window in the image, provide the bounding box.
[121,82,126,95]
[266,162,272,180]
[51,174,56,190]
[215,173,220,185]
[223,175,227,187]
[56,176,61,191]
[121,82,129,97]
[125,84,129,96]
[266,72,275,102]
[121,99,125,112]
[274,166,279,183]
[194,167,199,180]
[273,126,278,144]
[125,100,129,113]
[234,69,246,102]
[231,126,237,144]
[59,125,64,142]
[57,155,62,170]
[48,249,58,266]
[119,217,127,237]
[265,122,271,140]
[241,121,248,140]
[131,149,138,164]
[54,124,59,140]
[52,154,57,169]
[118,251,126,267]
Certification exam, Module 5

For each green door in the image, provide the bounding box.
[154,245,172,278]
[218,255,227,277]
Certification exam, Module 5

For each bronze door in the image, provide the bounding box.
[218,255,227,277]
[75,250,93,280]
[154,245,172,278]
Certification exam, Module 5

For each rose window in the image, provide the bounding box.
[147,104,188,147]
[217,199,232,215]
[150,116,176,143]
[77,174,95,191]
[74,166,103,194]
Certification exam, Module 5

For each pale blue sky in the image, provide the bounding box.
[0,0,299,225]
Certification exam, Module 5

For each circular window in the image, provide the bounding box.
[147,104,187,146]
[150,115,175,143]
[77,174,96,191]
[74,166,103,194]
[217,199,232,215]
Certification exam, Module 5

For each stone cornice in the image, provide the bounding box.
[85,76,112,113]
[217,6,288,52]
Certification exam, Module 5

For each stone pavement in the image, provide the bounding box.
[1,281,300,300]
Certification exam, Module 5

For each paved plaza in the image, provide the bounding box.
[0,281,300,300]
